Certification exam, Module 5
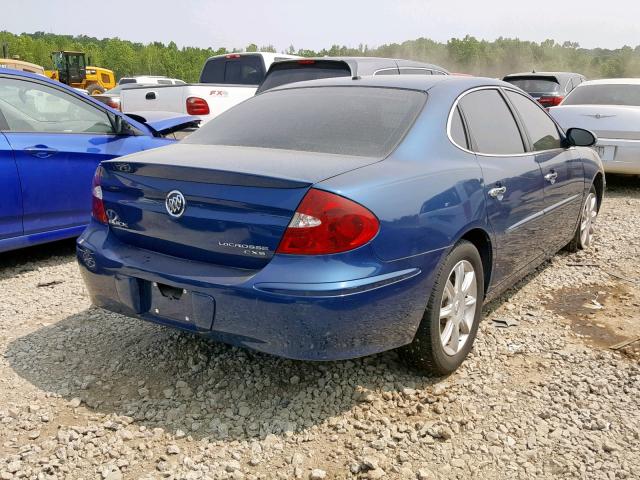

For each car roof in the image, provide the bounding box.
[266,74,507,94]
[577,78,640,86]
[268,56,449,76]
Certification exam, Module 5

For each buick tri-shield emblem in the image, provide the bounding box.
[165,190,186,218]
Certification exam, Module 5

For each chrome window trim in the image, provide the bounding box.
[446,85,566,158]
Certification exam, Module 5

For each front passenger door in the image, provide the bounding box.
[457,88,547,285]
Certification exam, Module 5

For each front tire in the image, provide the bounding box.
[400,240,484,375]
[567,185,598,252]
[87,84,105,96]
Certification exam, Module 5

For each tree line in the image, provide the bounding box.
[2,31,639,82]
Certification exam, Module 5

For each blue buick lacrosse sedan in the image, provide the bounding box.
[77,75,604,374]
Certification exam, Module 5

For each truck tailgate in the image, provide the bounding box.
[120,84,257,124]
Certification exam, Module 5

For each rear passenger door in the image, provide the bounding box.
[456,88,547,285]
[504,89,584,250]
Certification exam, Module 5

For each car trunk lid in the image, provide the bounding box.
[99,144,378,269]
[549,105,640,140]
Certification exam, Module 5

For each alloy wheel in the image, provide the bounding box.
[580,192,598,247]
[439,260,478,356]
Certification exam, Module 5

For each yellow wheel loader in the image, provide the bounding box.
[45,51,115,95]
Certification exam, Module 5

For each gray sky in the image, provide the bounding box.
[5,0,640,51]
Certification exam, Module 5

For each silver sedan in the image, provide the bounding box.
[549,78,640,175]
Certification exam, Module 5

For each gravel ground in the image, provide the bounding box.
[1,175,639,480]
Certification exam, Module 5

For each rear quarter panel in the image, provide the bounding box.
[318,89,488,263]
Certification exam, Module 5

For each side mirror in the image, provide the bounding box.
[107,111,130,135]
[566,128,597,147]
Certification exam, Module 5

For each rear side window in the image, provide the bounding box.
[505,90,562,151]
[119,78,136,85]
[450,107,468,149]
[184,86,426,158]
[200,55,265,85]
[257,61,351,93]
[504,77,560,95]
[459,89,525,155]
[157,79,172,85]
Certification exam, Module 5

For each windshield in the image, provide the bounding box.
[184,86,426,158]
[504,77,560,95]
[562,84,640,106]
[257,61,352,93]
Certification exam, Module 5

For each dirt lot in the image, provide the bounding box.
[0,176,639,480]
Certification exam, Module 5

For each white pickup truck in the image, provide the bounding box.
[120,52,299,124]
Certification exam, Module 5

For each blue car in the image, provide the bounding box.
[77,75,604,374]
[0,68,199,253]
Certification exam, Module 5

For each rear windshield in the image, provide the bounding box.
[504,77,560,94]
[199,55,265,85]
[184,86,426,158]
[257,61,352,93]
[562,84,640,106]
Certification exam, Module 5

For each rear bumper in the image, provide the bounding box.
[596,138,640,174]
[77,224,444,360]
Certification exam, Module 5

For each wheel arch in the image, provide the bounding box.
[592,172,604,209]
[456,227,493,298]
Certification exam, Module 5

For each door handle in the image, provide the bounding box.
[145,92,157,100]
[488,186,507,200]
[544,171,558,184]
[24,145,58,159]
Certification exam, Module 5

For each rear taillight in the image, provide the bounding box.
[538,95,564,107]
[106,98,121,111]
[92,166,108,224]
[276,189,379,255]
[186,96,210,115]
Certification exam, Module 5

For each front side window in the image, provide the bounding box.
[184,86,427,158]
[458,89,525,155]
[0,78,113,133]
[505,90,562,151]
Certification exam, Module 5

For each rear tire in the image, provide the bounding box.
[87,84,105,96]
[566,185,598,252]
[400,240,484,375]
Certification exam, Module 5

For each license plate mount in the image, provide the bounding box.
[146,281,215,330]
